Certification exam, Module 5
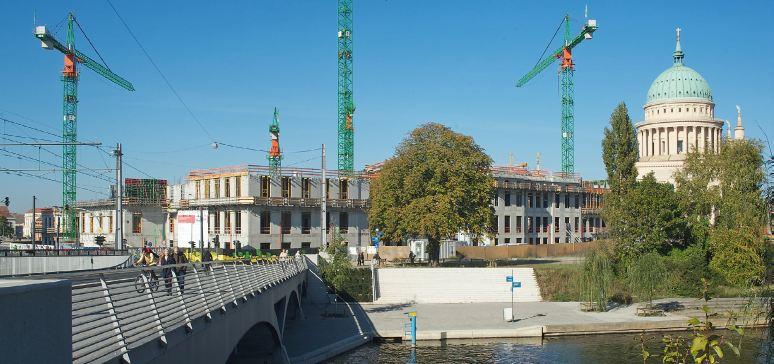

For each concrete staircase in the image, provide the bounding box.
[374,267,542,304]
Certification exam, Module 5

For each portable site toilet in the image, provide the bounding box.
[408,239,428,262]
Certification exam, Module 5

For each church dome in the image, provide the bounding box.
[646,29,712,104]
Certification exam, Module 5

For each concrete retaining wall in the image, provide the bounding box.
[375,267,542,303]
[0,279,72,364]
[0,255,131,276]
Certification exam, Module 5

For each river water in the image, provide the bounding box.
[329,332,771,363]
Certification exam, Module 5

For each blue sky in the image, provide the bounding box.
[1,0,772,211]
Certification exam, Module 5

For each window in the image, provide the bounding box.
[224,211,232,234]
[528,237,533,244]
[527,216,533,233]
[302,212,311,234]
[282,177,291,198]
[108,215,113,233]
[90,215,95,234]
[555,237,560,244]
[195,180,200,199]
[235,211,242,234]
[493,216,498,232]
[494,238,499,246]
[301,242,311,250]
[527,193,533,208]
[516,238,522,244]
[677,140,684,154]
[574,194,580,209]
[260,176,271,198]
[515,215,522,233]
[339,179,349,199]
[132,213,142,234]
[504,238,510,244]
[574,217,579,233]
[504,215,510,233]
[302,178,311,199]
[554,193,560,208]
[516,193,522,207]
[214,178,220,198]
[281,242,291,251]
[554,217,560,232]
[493,192,498,207]
[260,243,271,251]
[339,212,349,233]
[504,192,511,206]
[542,237,547,244]
[536,193,541,208]
[281,212,291,234]
[235,176,241,197]
[167,215,172,233]
[225,178,231,197]
[260,211,270,234]
[204,179,211,198]
[542,217,548,233]
[213,211,220,234]
[565,217,570,233]
[325,178,330,199]
[564,194,569,208]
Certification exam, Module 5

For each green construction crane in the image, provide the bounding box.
[34,13,134,243]
[337,0,355,172]
[516,15,597,175]
[268,107,282,176]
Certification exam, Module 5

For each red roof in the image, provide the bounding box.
[0,206,9,218]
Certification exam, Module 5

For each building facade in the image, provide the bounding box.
[166,165,370,251]
[635,28,744,184]
[490,167,605,245]
[23,208,61,245]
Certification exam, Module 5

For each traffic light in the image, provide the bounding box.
[94,235,106,246]
[3,197,9,206]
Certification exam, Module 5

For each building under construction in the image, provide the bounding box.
[76,178,168,248]
[166,165,370,250]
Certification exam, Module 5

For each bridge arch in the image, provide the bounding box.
[227,321,284,363]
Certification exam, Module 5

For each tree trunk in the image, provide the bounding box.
[428,238,440,266]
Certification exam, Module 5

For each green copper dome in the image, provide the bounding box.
[646,29,712,104]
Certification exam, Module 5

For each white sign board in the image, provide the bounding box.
[176,210,209,247]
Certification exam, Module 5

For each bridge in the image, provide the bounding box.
[2,256,308,364]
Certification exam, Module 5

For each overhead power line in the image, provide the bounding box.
[105,0,215,142]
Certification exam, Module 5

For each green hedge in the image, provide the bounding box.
[318,258,373,302]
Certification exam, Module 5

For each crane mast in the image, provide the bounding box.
[34,12,134,243]
[517,15,597,175]
[337,0,354,172]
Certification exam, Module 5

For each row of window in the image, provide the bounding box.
[260,176,350,199]
[257,211,349,235]
[496,216,604,235]
[648,105,712,117]
[79,213,114,235]
[495,191,581,209]
[195,176,242,199]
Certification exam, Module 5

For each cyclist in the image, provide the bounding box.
[135,247,159,281]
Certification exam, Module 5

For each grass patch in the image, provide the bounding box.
[533,264,583,301]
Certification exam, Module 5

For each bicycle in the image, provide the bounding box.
[134,270,160,294]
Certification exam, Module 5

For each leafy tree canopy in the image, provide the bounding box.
[602,102,639,196]
[368,123,494,249]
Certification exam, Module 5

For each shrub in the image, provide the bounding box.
[627,252,666,307]
[580,248,615,311]
[663,244,709,296]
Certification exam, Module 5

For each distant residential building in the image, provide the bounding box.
[23,208,62,245]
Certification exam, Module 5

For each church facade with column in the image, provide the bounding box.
[635,28,744,185]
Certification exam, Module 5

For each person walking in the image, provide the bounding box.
[357,251,364,266]
[160,248,175,295]
[173,247,188,294]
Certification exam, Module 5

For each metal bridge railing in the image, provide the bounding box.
[69,256,308,364]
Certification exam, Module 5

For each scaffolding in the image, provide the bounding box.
[123,178,168,205]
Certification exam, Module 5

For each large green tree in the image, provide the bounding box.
[368,123,494,262]
[675,139,767,286]
[601,102,639,196]
[610,173,688,260]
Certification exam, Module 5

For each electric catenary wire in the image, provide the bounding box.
[105,0,216,142]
